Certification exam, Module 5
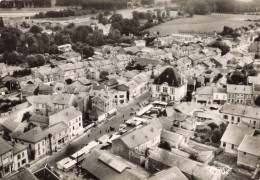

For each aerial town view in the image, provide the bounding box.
[1,0,260,179]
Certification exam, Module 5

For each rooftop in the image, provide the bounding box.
[17,126,46,143]
[238,135,260,156]
[0,137,12,155]
[3,169,38,180]
[221,123,255,146]
[154,67,182,87]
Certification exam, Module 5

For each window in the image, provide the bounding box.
[29,144,31,149]
[224,115,228,119]
[156,86,160,92]
[244,152,246,155]
[231,116,234,121]
[22,159,26,165]
[163,87,168,93]
[254,121,256,125]
[42,141,44,146]
[79,123,81,127]
[223,142,226,147]
[18,162,20,168]
[171,88,174,94]
[231,144,234,149]
[22,152,24,158]
[38,144,40,149]
[17,154,21,160]
[237,117,240,123]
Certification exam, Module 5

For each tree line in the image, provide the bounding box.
[179,0,260,17]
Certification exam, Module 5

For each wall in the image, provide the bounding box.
[112,139,129,159]
[13,149,28,171]
[237,151,259,170]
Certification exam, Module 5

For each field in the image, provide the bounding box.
[148,15,255,35]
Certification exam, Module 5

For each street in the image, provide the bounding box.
[30,91,151,172]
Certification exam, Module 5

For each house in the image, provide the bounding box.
[57,62,86,80]
[195,86,213,105]
[227,84,253,105]
[248,41,260,53]
[220,123,255,154]
[213,87,227,104]
[253,59,260,72]
[44,122,69,152]
[80,150,151,180]
[12,143,29,171]
[29,114,49,129]
[145,147,220,180]
[91,91,115,115]
[147,166,188,180]
[32,67,55,83]
[3,169,38,180]
[86,67,100,80]
[20,84,39,99]
[112,119,162,161]
[32,95,53,112]
[0,137,13,178]
[58,51,81,63]
[221,103,260,129]
[52,93,77,110]
[16,126,47,160]
[2,120,27,135]
[48,106,83,140]
[237,135,260,170]
[161,129,184,149]
[152,67,187,102]
[0,76,20,93]
[89,107,106,122]
[38,84,54,95]
[0,64,21,78]
[0,87,9,96]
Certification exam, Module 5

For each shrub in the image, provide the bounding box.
[200,135,205,140]
[208,123,219,131]
[205,138,210,142]
[194,133,198,137]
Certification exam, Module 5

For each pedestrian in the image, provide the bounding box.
[123,115,124,118]
[100,130,101,134]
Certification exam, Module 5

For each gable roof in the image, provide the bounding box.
[3,169,38,180]
[81,150,150,180]
[0,137,12,155]
[227,84,252,94]
[154,67,182,87]
[52,93,75,105]
[220,123,255,146]
[119,119,162,149]
[2,120,27,133]
[148,166,188,180]
[17,126,46,143]
[49,106,81,126]
[238,135,260,156]
[13,143,27,155]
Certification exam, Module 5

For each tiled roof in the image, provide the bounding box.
[44,122,68,136]
[221,123,255,146]
[227,84,252,94]
[148,167,188,180]
[238,135,260,156]
[3,169,38,180]
[0,137,12,155]
[52,93,75,105]
[17,126,46,143]
[222,104,260,120]
[119,119,162,149]
[49,106,81,126]
[13,143,27,155]
[154,67,182,87]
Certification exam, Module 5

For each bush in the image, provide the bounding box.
[205,137,210,142]
[200,135,205,140]
[194,132,198,137]
[211,129,222,143]
[208,123,219,131]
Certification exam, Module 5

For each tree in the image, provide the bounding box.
[132,11,139,21]
[0,17,4,28]
[255,95,260,106]
[211,129,222,143]
[82,45,94,58]
[29,25,43,34]
[98,13,103,23]
[22,112,31,122]
[110,13,123,23]
[100,71,109,80]
[65,78,73,84]
[49,44,59,54]
[158,141,171,151]
[209,41,230,56]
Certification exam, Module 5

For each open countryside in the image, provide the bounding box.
[148,14,255,35]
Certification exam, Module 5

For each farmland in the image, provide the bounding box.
[148,15,255,35]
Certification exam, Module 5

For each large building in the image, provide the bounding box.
[152,67,187,102]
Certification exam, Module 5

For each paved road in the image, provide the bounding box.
[30,91,151,172]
